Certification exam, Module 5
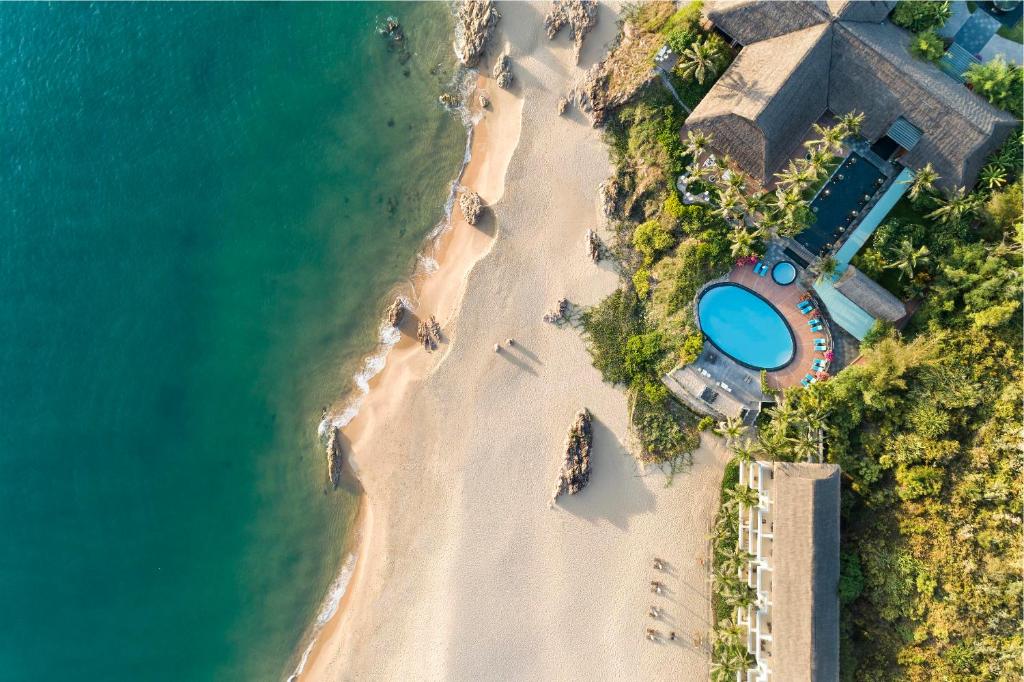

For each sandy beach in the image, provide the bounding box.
[297,3,731,680]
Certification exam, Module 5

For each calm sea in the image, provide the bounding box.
[0,4,464,680]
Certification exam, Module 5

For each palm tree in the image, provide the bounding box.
[774,160,812,193]
[979,163,1008,190]
[725,482,760,510]
[804,146,834,182]
[718,544,753,577]
[684,129,711,160]
[677,36,725,85]
[887,239,931,281]
[838,111,865,138]
[728,227,756,258]
[744,190,771,217]
[925,186,981,226]
[716,187,744,222]
[788,434,818,462]
[806,123,845,155]
[714,416,749,444]
[731,439,757,464]
[904,163,940,202]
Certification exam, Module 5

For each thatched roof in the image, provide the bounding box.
[687,23,832,183]
[834,264,906,321]
[705,0,829,45]
[693,1,1016,189]
[830,21,1018,189]
[770,462,841,682]
[825,0,896,23]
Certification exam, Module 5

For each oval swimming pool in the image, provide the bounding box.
[696,283,795,370]
[772,261,797,285]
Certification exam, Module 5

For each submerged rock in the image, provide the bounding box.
[454,0,501,67]
[493,54,513,89]
[438,92,460,108]
[386,297,405,327]
[552,409,593,502]
[326,427,344,489]
[543,0,599,63]
[459,189,485,225]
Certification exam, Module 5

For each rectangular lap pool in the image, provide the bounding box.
[797,153,887,256]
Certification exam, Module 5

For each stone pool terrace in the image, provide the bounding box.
[729,261,829,391]
[664,249,842,420]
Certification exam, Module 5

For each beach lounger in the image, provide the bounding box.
[754,260,764,273]
[810,323,823,332]
[807,318,821,326]
[758,263,769,277]
[801,377,811,387]
[801,306,815,316]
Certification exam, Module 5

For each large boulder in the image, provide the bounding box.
[492,54,513,89]
[459,189,485,225]
[326,427,344,488]
[552,409,593,502]
[454,0,500,67]
[386,297,405,327]
[543,0,599,63]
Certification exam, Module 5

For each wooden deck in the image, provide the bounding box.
[729,264,831,390]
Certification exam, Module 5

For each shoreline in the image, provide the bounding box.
[292,62,524,680]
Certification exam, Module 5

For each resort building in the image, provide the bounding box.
[736,460,842,682]
[689,0,1017,191]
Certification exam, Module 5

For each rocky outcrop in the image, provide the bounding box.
[416,315,443,351]
[543,297,571,323]
[492,54,513,89]
[599,178,620,217]
[438,92,459,108]
[454,0,501,67]
[459,189,484,225]
[586,229,603,262]
[557,96,569,115]
[416,321,434,350]
[575,20,661,127]
[386,297,405,327]
[543,0,599,63]
[479,91,491,109]
[326,427,343,488]
[552,409,593,502]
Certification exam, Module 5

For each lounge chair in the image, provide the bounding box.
[813,359,827,371]
[807,318,821,326]
[801,306,815,316]
[754,260,764,273]
[758,263,769,277]
[801,377,812,387]
[810,325,823,333]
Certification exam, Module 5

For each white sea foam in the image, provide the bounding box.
[417,254,440,274]
[287,552,359,682]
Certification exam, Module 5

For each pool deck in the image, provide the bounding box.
[729,264,828,391]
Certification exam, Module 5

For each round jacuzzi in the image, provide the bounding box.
[696,283,796,370]
[772,261,797,285]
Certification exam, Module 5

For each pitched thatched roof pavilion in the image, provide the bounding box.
[737,460,842,682]
[689,0,1017,190]
[770,462,842,682]
[833,264,906,322]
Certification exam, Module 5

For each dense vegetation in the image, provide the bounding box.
[582,4,736,468]
[757,133,1024,680]
[965,56,1024,119]
[590,6,1022,679]
[891,0,951,33]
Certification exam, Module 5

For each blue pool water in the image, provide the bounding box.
[772,261,797,285]
[697,284,795,370]
[798,153,887,255]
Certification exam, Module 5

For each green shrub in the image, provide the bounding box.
[679,329,705,365]
[580,288,643,385]
[632,266,652,299]
[838,550,865,605]
[662,190,685,220]
[910,30,944,62]
[623,331,669,378]
[633,219,675,264]
[861,319,895,348]
[891,0,951,32]
[698,415,715,431]
[965,56,1024,118]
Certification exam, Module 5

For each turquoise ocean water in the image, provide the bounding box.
[0,4,464,680]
